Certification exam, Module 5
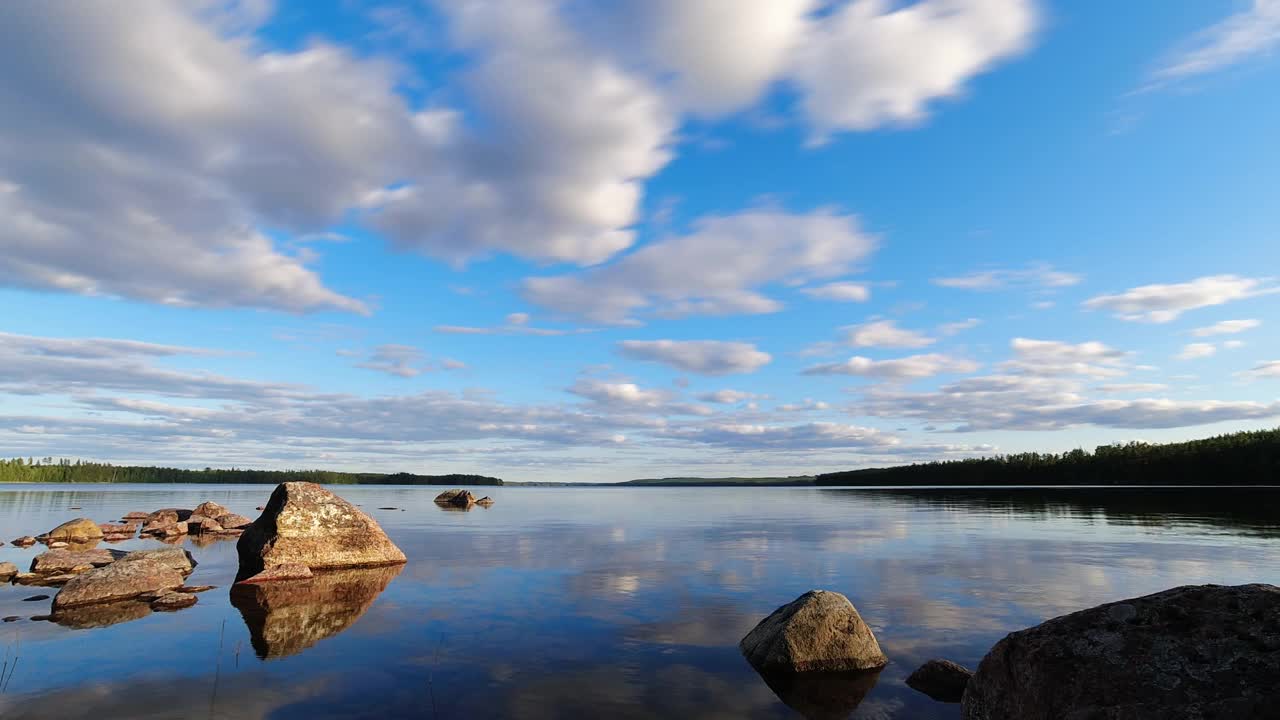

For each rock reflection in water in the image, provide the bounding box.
[753,667,882,720]
[230,564,402,659]
[51,600,152,629]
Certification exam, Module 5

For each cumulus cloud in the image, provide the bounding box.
[1176,343,1217,361]
[803,353,979,380]
[799,281,872,302]
[1083,275,1277,323]
[1147,0,1280,88]
[1191,319,1260,336]
[566,378,711,416]
[933,264,1081,291]
[792,0,1039,141]
[524,209,877,324]
[617,340,772,375]
[842,319,936,349]
[1001,338,1132,378]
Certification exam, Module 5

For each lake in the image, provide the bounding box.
[1,484,1278,719]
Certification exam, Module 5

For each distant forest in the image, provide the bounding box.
[0,459,502,486]
[817,428,1280,486]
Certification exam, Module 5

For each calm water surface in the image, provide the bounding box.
[1,485,1278,719]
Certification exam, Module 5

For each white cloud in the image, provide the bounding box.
[800,281,871,302]
[803,353,979,380]
[1096,383,1169,394]
[524,209,877,324]
[932,264,1081,291]
[1176,343,1217,361]
[938,318,982,335]
[792,0,1039,141]
[776,398,831,412]
[1147,0,1280,87]
[617,340,772,376]
[842,320,936,348]
[566,378,710,416]
[1001,338,1132,378]
[1241,360,1280,380]
[1191,319,1260,336]
[656,422,902,450]
[433,315,597,337]
[1083,275,1277,323]
[352,344,431,378]
[697,390,759,404]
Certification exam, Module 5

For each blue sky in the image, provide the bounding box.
[1,0,1279,481]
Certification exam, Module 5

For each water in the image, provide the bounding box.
[0,484,1277,719]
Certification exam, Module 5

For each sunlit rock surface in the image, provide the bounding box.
[740,590,888,672]
[230,564,402,659]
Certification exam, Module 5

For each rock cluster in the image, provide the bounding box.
[236,482,406,582]
[961,583,1280,719]
[740,590,889,673]
[135,502,247,540]
[51,547,197,610]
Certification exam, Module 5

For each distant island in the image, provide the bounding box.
[3,427,1277,487]
[0,460,502,486]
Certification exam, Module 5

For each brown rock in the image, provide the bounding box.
[476,496,495,507]
[51,548,193,609]
[122,511,151,521]
[51,601,151,629]
[236,564,314,584]
[740,590,888,673]
[13,573,42,585]
[193,501,230,518]
[0,561,18,581]
[98,523,136,537]
[47,541,69,549]
[961,584,1280,720]
[177,585,216,593]
[43,518,103,543]
[146,508,192,524]
[907,659,972,703]
[151,591,198,611]
[187,516,223,534]
[11,535,37,547]
[30,548,118,574]
[236,482,406,579]
[230,565,402,658]
[216,513,253,529]
[434,489,477,507]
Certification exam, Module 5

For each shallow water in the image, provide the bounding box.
[0,484,1277,719]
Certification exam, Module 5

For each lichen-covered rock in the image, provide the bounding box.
[193,501,229,518]
[30,548,117,574]
[434,489,476,507]
[961,584,1280,720]
[236,564,314,584]
[231,564,402,659]
[42,518,103,543]
[907,659,972,703]
[51,549,194,610]
[98,523,136,537]
[216,513,253,529]
[236,482,406,579]
[740,590,888,673]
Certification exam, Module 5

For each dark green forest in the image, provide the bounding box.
[816,427,1280,486]
[0,459,502,486]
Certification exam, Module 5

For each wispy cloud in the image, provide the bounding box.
[1084,275,1277,323]
[933,264,1081,291]
[1146,0,1280,89]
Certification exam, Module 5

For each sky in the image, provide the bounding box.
[1,0,1279,482]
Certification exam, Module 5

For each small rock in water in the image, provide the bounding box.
[237,564,313,584]
[11,536,38,547]
[434,489,477,507]
[30,614,52,622]
[906,659,972,703]
[23,594,51,601]
[42,517,104,543]
[215,513,252,530]
[0,561,18,581]
[51,548,195,610]
[255,506,265,511]
[151,592,198,611]
[177,585,216,593]
[68,506,81,510]
[740,590,888,673]
[2,616,18,622]
[122,511,151,521]
[377,507,399,510]
[476,496,495,507]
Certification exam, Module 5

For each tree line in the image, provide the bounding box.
[816,427,1280,486]
[0,459,502,486]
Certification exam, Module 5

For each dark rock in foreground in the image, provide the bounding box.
[755,667,882,720]
[907,659,972,703]
[236,482,406,580]
[740,590,888,673]
[962,583,1280,719]
[230,564,403,659]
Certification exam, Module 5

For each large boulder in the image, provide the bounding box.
[30,548,118,574]
[51,549,196,610]
[740,590,888,673]
[42,518,103,543]
[961,584,1280,720]
[434,489,476,507]
[236,482,406,579]
[907,659,972,703]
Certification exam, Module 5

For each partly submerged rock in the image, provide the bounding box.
[237,564,313,584]
[51,549,194,610]
[193,501,229,519]
[11,535,37,547]
[755,668,882,720]
[434,489,476,507]
[151,591,198,611]
[146,508,192,524]
[0,561,18,581]
[42,518,103,543]
[740,590,888,673]
[216,513,252,530]
[187,516,224,534]
[236,482,406,579]
[122,511,151,521]
[231,564,402,659]
[98,523,136,537]
[476,496,495,507]
[961,584,1280,720]
[30,548,118,574]
[907,659,972,703]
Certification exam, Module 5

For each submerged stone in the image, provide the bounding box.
[961,583,1280,720]
[907,659,972,703]
[151,591,198,611]
[740,590,888,673]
